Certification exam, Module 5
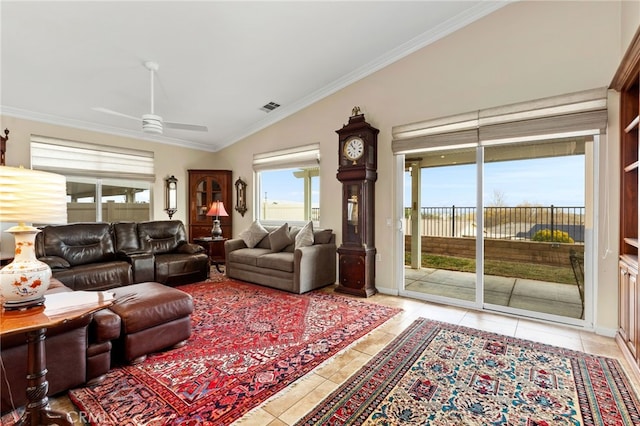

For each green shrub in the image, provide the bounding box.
[531,229,574,243]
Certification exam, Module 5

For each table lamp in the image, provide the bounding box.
[0,166,67,309]
[206,200,229,239]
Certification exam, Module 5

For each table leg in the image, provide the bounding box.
[15,328,73,426]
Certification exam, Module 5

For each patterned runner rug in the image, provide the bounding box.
[68,279,401,425]
[298,318,640,425]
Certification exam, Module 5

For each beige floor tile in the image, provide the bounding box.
[261,373,326,417]
[459,315,518,337]
[278,380,340,425]
[326,351,372,384]
[232,407,276,425]
[350,330,396,355]
[514,327,584,351]
[581,338,626,358]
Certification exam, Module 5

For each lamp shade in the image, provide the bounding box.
[0,166,67,309]
[0,166,68,224]
[206,201,229,217]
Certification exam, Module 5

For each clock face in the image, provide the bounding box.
[344,137,364,161]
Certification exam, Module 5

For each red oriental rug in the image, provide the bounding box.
[68,279,401,425]
[297,318,640,425]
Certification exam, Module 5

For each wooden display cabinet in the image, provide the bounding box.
[188,170,233,241]
[611,25,640,378]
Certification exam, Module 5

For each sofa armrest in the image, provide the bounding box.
[225,238,248,256]
[39,255,71,270]
[177,242,205,254]
[90,309,122,343]
[117,251,155,283]
[294,243,337,293]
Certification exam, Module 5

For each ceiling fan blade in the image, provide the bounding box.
[92,107,140,122]
[164,121,208,132]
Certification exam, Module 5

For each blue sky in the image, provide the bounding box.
[260,154,585,208]
[406,155,585,207]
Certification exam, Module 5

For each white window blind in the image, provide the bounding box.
[253,143,320,171]
[31,136,155,181]
[392,87,608,154]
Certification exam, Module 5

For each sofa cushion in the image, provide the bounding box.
[314,229,334,244]
[53,260,132,291]
[295,221,314,249]
[40,255,71,269]
[228,247,272,266]
[137,220,188,254]
[269,223,293,252]
[113,222,140,253]
[239,220,269,248]
[41,223,116,266]
[256,252,295,273]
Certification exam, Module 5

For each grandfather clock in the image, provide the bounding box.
[336,107,378,297]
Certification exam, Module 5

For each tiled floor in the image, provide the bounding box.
[22,288,640,425]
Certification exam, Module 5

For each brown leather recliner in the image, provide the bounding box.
[36,222,133,291]
[114,220,209,286]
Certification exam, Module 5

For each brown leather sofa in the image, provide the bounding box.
[36,220,209,289]
[0,279,122,413]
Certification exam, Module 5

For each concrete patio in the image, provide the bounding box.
[404,267,584,319]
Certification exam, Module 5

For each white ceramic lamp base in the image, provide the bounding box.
[0,226,51,310]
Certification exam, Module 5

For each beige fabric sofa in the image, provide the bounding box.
[224,225,336,293]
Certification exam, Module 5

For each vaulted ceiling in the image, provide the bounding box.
[1,1,508,152]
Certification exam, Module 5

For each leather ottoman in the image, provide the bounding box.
[109,282,194,364]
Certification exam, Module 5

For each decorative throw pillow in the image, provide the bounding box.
[238,220,269,248]
[295,221,314,249]
[269,223,293,252]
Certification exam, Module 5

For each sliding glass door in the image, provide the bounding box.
[402,137,591,324]
[482,138,588,321]
[404,147,478,306]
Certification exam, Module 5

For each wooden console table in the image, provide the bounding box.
[194,237,227,273]
[1,290,114,425]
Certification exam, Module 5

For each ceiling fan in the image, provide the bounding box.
[93,61,208,135]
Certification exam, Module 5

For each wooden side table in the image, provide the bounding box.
[1,289,114,425]
[193,237,228,273]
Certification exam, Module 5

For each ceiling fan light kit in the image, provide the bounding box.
[94,61,207,135]
[142,114,163,134]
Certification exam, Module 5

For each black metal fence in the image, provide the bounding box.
[404,205,585,242]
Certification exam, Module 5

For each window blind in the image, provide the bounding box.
[391,87,608,154]
[31,136,155,181]
[253,143,320,171]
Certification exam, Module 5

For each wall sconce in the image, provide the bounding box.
[235,177,247,217]
[165,175,178,219]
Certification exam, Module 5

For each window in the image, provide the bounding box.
[253,144,320,225]
[31,136,154,223]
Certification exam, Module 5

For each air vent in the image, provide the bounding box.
[260,102,281,113]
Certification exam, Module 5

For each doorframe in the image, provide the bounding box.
[394,136,599,328]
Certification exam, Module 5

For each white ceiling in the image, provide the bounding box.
[1,1,508,152]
